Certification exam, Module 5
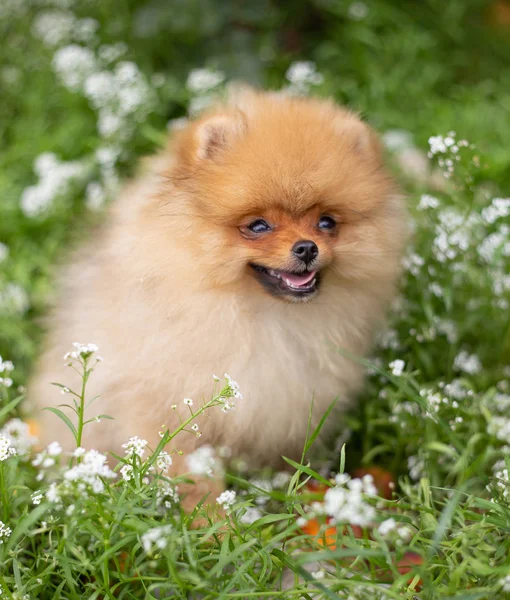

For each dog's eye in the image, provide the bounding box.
[318,216,336,230]
[247,219,271,233]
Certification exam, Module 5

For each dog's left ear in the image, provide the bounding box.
[194,112,247,161]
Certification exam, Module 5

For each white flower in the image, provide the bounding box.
[224,373,242,399]
[120,464,133,482]
[320,475,376,527]
[0,283,29,315]
[141,524,173,554]
[453,351,481,374]
[0,521,12,543]
[46,482,61,503]
[32,491,43,505]
[378,518,397,536]
[32,10,76,47]
[500,574,510,592]
[156,481,180,509]
[389,359,405,377]
[122,436,148,459]
[184,398,193,406]
[64,449,116,493]
[285,61,323,90]
[239,507,262,525]
[481,198,510,224]
[312,569,326,580]
[348,1,368,20]
[216,489,236,511]
[191,423,200,432]
[64,342,100,361]
[0,434,17,461]
[47,441,62,457]
[85,181,106,210]
[186,445,220,477]
[84,71,117,108]
[0,419,37,455]
[52,44,97,91]
[186,68,225,94]
[489,417,510,443]
[154,451,172,471]
[418,194,440,210]
[21,154,86,218]
[73,447,86,457]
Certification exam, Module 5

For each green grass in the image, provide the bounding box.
[1,0,510,598]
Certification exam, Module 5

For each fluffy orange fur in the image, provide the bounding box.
[29,88,407,482]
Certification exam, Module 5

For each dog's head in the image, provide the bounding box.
[163,89,407,302]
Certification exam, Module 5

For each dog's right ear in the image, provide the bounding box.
[174,111,247,168]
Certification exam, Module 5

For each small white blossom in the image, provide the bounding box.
[64,449,116,493]
[378,518,397,536]
[46,482,61,503]
[32,491,43,505]
[52,44,97,91]
[64,342,100,362]
[122,436,148,459]
[0,521,12,543]
[453,351,481,374]
[418,194,440,210]
[20,153,86,218]
[389,359,405,377]
[141,524,173,554]
[239,507,263,525]
[186,68,225,94]
[319,475,376,527]
[184,398,193,406]
[47,441,62,457]
[191,423,200,432]
[500,574,510,592]
[1,418,37,454]
[216,489,236,511]
[285,61,323,94]
[0,434,17,461]
[120,464,133,482]
[311,569,326,580]
[155,451,172,471]
[348,1,368,20]
[186,445,220,477]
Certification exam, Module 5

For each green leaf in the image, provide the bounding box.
[42,407,77,439]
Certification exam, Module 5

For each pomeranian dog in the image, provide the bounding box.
[29,87,407,499]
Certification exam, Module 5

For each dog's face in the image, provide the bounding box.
[168,92,406,302]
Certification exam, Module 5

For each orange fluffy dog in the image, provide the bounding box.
[29,88,407,493]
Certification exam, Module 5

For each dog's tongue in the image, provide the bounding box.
[281,270,316,286]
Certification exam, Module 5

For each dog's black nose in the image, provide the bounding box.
[292,240,319,264]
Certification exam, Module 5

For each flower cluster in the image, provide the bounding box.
[63,449,117,493]
[377,517,413,544]
[0,521,12,544]
[20,152,87,218]
[427,132,471,179]
[216,489,236,511]
[1,419,38,455]
[0,355,14,388]
[141,524,173,554]
[311,474,377,527]
[0,433,17,461]
[32,10,99,47]
[186,444,221,477]
[285,61,324,95]
[64,342,101,363]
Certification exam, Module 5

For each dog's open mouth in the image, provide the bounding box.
[249,263,320,300]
